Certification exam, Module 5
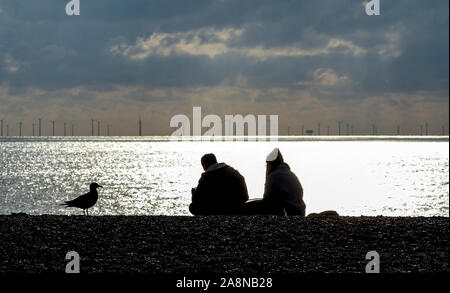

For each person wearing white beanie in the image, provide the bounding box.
[242,148,306,216]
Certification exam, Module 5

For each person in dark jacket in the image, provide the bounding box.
[243,148,306,216]
[189,153,249,215]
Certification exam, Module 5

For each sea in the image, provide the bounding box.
[0,136,448,217]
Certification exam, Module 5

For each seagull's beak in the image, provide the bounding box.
[98,185,103,188]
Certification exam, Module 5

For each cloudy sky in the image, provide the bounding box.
[0,0,448,136]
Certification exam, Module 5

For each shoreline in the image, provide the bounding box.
[0,214,448,273]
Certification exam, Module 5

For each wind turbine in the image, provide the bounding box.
[51,120,55,136]
[38,118,42,136]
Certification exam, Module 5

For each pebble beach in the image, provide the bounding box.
[0,214,448,273]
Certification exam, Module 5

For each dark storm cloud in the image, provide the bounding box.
[0,0,448,101]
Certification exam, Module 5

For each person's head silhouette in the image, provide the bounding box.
[201,153,217,171]
[266,148,284,174]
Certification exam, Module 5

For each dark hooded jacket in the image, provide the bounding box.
[263,162,306,216]
[189,163,249,215]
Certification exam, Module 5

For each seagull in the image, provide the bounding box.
[61,183,103,215]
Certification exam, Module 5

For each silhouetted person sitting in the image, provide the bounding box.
[243,148,306,216]
[189,153,249,215]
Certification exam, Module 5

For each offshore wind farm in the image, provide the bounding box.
[0,117,448,137]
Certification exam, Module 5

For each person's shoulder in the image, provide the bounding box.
[201,163,228,178]
[280,163,297,174]
[224,164,244,176]
[218,163,232,171]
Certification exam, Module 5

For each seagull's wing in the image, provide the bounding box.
[64,191,89,207]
